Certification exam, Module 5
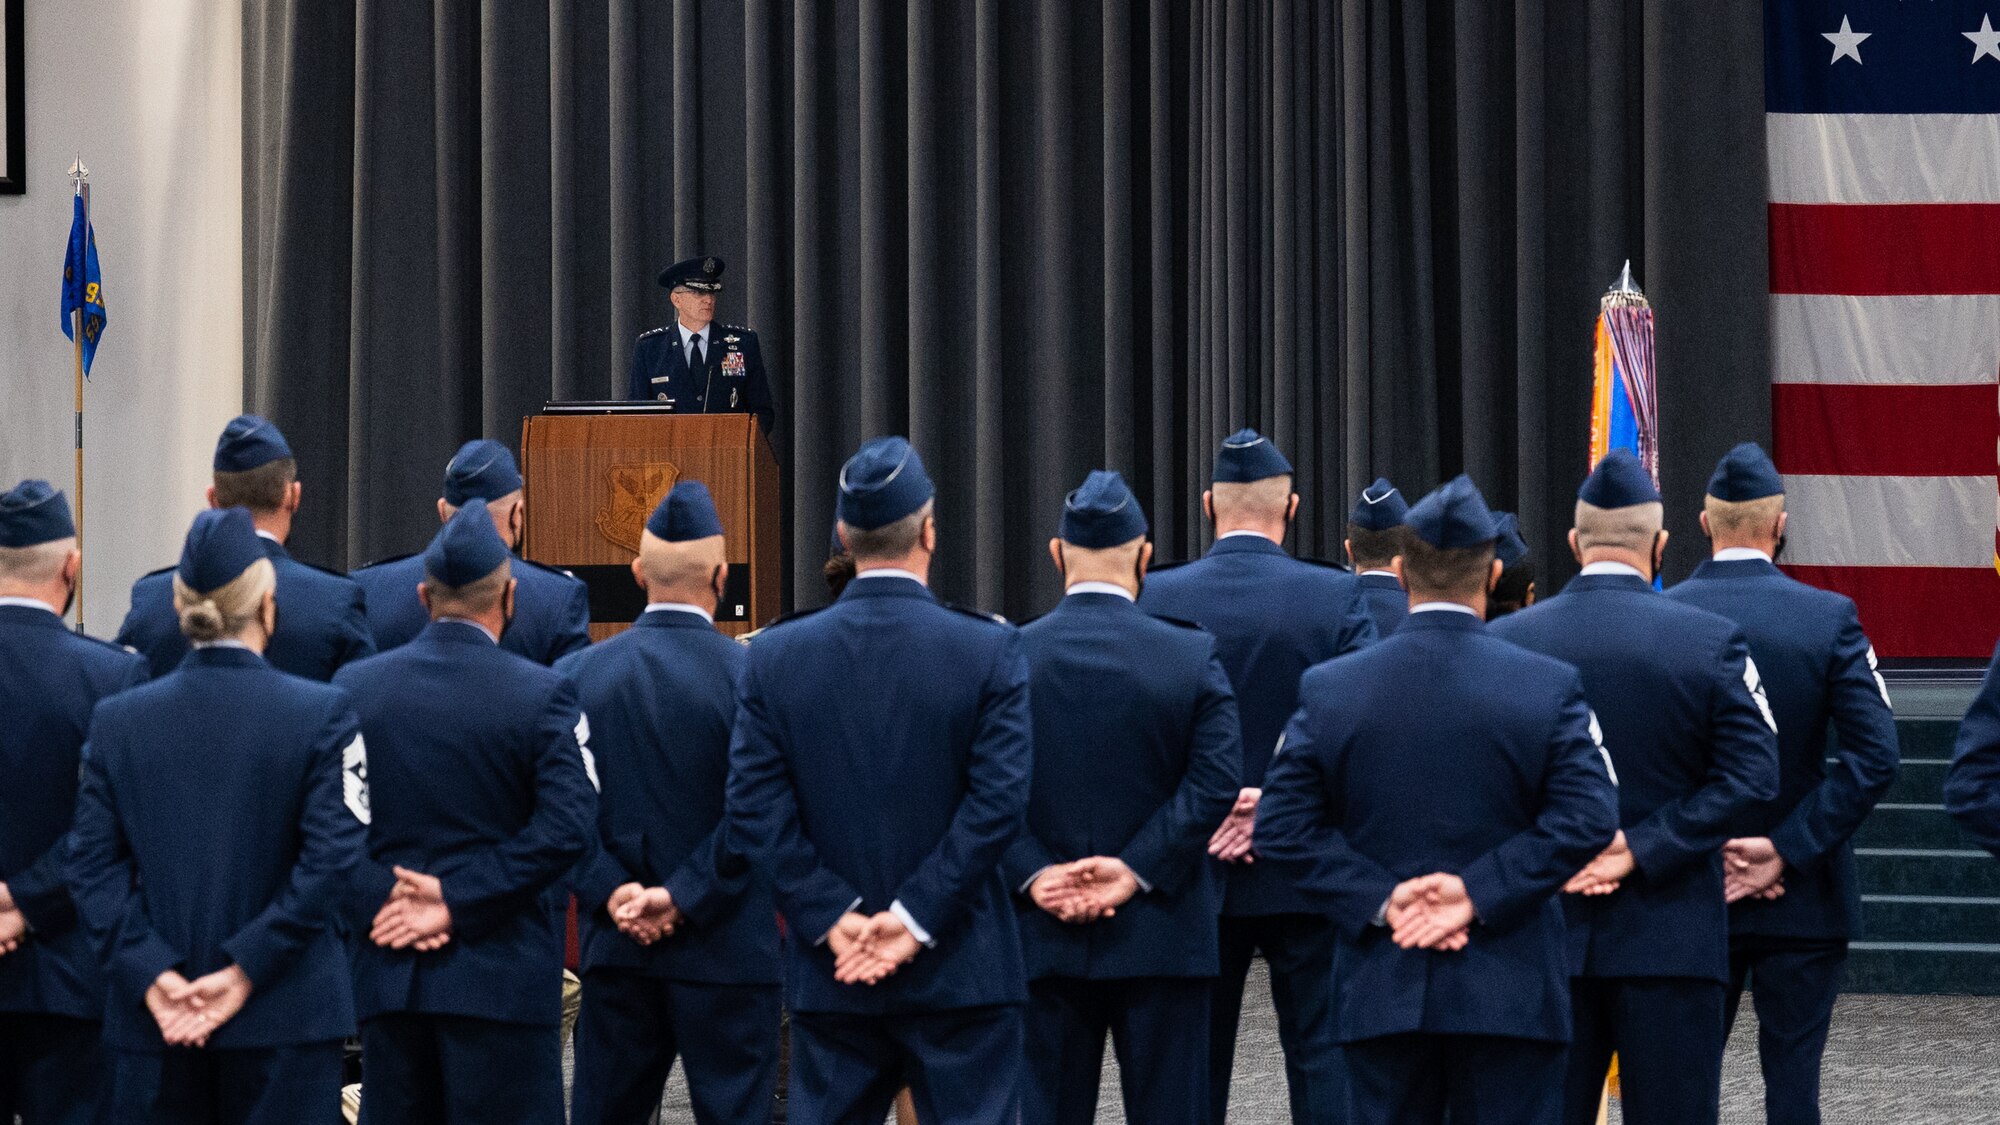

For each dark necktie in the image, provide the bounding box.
[687,333,704,374]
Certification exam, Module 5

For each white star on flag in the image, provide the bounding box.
[1824,15,1870,65]
[1967,15,2000,64]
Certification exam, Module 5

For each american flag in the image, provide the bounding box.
[1767,0,2000,657]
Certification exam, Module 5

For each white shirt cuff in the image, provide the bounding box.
[889,900,935,948]
[815,897,864,946]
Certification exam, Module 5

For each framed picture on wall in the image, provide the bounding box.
[1,0,22,194]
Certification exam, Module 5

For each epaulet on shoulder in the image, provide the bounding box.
[1146,559,1193,574]
[756,606,825,633]
[296,559,360,581]
[517,557,581,581]
[1148,613,1206,631]
[71,630,135,655]
[718,323,755,335]
[636,325,671,340]
[945,602,1010,626]
[139,563,175,580]
[1298,556,1354,573]
[354,553,415,571]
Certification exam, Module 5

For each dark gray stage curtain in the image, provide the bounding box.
[243,0,1765,619]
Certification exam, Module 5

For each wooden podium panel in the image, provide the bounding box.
[520,412,779,639]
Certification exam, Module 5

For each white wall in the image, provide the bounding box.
[0,0,241,636]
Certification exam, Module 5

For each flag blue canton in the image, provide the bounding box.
[60,194,108,376]
[1768,0,2000,113]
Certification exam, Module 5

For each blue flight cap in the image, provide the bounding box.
[1706,442,1785,503]
[1405,475,1500,550]
[1349,477,1408,530]
[0,480,76,548]
[659,256,725,292]
[424,499,513,588]
[836,436,935,531]
[442,439,525,507]
[646,480,725,542]
[177,508,266,595]
[1493,511,1530,568]
[1578,449,1661,509]
[1059,470,1149,548]
[212,414,293,473]
[1213,429,1293,484]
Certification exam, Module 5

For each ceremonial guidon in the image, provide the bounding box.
[350,438,590,665]
[116,414,375,681]
[558,482,781,1125]
[1668,443,1899,1125]
[727,436,1032,1125]
[1139,428,1377,1125]
[1346,476,1410,638]
[67,507,368,1125]
[0,481,147,1125]
[1490,450,1780,1125]
[1258,475,1619,1125]
[626,256,777,433]
[1947,641,2000,859]
[1007,471,1242,1125]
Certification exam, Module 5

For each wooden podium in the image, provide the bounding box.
[519,409,779,640]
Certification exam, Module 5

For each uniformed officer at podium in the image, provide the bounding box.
[627,257,776,434]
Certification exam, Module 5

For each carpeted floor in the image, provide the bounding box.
[632,960,1998,1122]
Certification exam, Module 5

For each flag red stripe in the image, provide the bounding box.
[1769,203,2000,295]
[1772,383,1999,476]
[1778,565,2000,658]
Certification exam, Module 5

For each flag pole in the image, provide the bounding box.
[68,154,89,634]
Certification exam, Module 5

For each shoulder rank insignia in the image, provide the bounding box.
[945,602,1009,626]
[637,326,670,340]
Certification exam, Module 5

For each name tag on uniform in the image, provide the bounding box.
[650,375,671,384]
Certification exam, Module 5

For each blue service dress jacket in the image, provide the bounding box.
[1139,534,1378,916]
[117,536,375,681]
[725,575,1033,1015]
[65,646,367,1049]
[626,323,777,433]
[1946,640,2000,858]
[335,621,598,1027]
[1355,571,1408,638]
[1257,609,1620,1044]
[0,603,147,1022]
[349,552,590,665]
[1005,592,1242,980]
[1490,572,1781,983]
[1667,557,1900,941]
[556,608,780,985]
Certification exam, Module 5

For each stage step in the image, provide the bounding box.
[1847,941,2000,996]
[1843,673,1995,995]
[1853,803,1978,851]
[1882,758,1950,805]
[1856,849,2000,897]
[1859,893,2000,944]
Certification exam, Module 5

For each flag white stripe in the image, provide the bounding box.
[1771,294,2000,386]
[1769,113,2000,204]
[1781,475,1999,568]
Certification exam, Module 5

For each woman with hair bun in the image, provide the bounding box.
[66,506,369,1124]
